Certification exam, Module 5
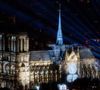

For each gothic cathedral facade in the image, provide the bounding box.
[0,9,98,90]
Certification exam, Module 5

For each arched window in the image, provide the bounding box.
[1,81,6,88]
[5,63,9,74]
[0,62,2,73]
[22,39,24,52]
[0,35,2,51]
[11,65,15,75]
[18,39,21,52]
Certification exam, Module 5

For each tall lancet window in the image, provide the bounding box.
[13,36,16,52]
[0,35,2,51]
[11,36,16,52]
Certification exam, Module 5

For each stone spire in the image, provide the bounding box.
[56,5,63,45]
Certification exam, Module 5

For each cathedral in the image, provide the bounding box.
[0,9,99,90]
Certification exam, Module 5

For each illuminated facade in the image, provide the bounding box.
[0,9,99,90]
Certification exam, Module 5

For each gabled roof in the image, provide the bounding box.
[79,48,95,59]
[30,50,54,61]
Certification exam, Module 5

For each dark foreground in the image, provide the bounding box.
[0,78,100,90]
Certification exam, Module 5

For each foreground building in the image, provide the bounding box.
[0,9,99,90]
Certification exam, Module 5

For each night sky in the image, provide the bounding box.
[0,0,100,55]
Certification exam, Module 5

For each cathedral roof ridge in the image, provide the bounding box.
[31,50,53,52]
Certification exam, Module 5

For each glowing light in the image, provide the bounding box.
[67,51,78,61]
[67,63,77,74]
[64,50,78,82]
[19,71,29,86]
[56,7,63,45]
[35,85,40,90]
[67,74,78,82]
[57,84,68,90]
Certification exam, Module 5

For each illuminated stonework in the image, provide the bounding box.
[0,33,99,90]
[62,49,79,82]
[29,60,60,85]
[0,8,99,90]
[17,53,30,86]
[61,47,98,83]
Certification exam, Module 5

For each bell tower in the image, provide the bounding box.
[16,33,30,89]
